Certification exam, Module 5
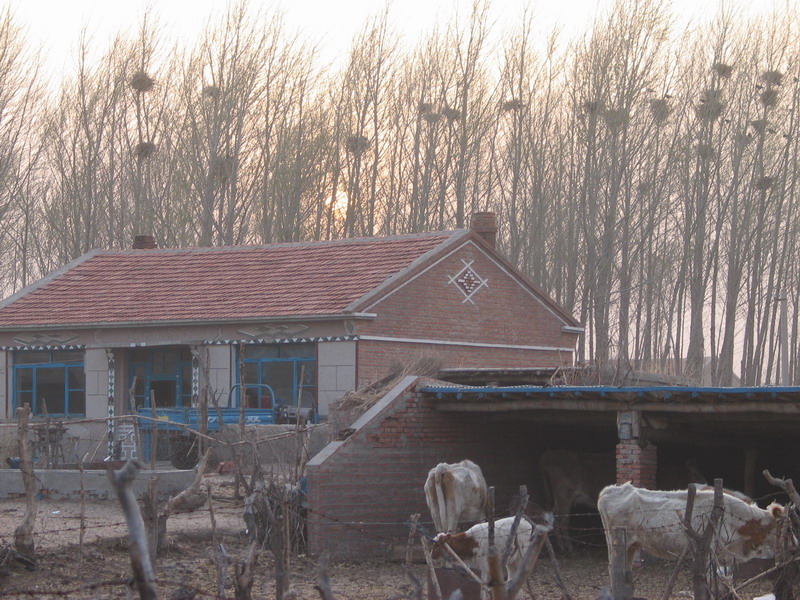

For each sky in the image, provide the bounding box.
[6,0,787,81]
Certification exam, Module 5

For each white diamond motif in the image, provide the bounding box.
[448,260,488,304]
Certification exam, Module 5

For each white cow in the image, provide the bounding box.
[425,459,488,534]
[432,516,533,582]
[597,482,784,573]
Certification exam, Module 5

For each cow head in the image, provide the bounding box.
[431,531,478,561]
[732,502,785,560]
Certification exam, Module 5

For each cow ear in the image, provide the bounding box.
[766,502,784,518]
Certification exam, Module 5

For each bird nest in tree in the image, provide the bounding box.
[422,111,442,123]
[130,70,155,92]
[734,132,753,148]
[345,135,370,154]
[501,99,524,112]
[332,355,443,413]
[713,62,733,79]
[418,101,433,114]
[760,88,779,108]
[442,107,461,121]
[750,119,768,134]
[696,93,724,122]
[202,85,221,99]
[134,142,157,162]
[603,108,628,132]
[696,144,715,160]
[762,70,783,86]
[583,100,603,115]
[210,155,237,180]
[649,99,671,124]
[755,176,775,191]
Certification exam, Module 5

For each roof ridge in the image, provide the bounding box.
[95,229,464,255]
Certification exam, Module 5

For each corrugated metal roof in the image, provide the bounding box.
[420,384,800,411]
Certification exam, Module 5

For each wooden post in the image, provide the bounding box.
[14,405,38,560]
[79,463,86,566]
[149,390,158,471]
[278,500,291,600]
[506,524,551,600]
[406,513,420,566]
[486,487,508,600]
[610,527,633,600]
[420,536,442,600]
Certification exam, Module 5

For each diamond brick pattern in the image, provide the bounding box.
[0,232,460,326]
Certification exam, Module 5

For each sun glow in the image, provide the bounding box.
[329,190,349,219]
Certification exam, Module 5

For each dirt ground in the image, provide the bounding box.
[0,474,775,600]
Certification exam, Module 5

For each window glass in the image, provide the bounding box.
[15,352,51,365]
[246,345,280,360]
[127,345,192,409]
[69,391,86,415]
[13,352,86,416]
[36,368,66,414]
[280,344,315,359]
[16,368,33,391]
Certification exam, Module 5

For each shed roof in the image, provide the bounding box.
[0,231,464,328]
[420,383,800,414]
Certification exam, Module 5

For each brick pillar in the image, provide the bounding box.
[616,440,657,489]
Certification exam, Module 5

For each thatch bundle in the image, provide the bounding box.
[333,355,443,413]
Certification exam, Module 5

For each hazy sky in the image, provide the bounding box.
[5,0,789,80]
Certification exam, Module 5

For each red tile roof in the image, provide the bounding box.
[0,232,464,327]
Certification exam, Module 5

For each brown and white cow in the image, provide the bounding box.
[425,459,488,534]
[597,482,784,573]
[432,516,533,582]
[539,449,616,553]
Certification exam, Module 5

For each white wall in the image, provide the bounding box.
[317,341,356,417]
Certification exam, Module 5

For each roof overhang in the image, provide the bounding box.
[419,384,800,414]
[0,312,378,332]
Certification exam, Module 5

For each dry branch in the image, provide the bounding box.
[107,460,157,600]
[13,405,37,561]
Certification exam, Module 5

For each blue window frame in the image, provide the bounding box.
[13,350,85,416]
[129,346,193,410]
[238,344,316,410]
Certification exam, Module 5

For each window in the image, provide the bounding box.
[13,350,86,416]
[238,344,316,410]
[129,346,193,409]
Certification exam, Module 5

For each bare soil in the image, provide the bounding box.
[0,474,773,600]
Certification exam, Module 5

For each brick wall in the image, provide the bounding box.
[616,441,657,488]
[306,376,552,559]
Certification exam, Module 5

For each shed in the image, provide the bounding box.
[306,378,800,558]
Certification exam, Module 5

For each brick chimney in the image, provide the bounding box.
[470,212,497,249]
[132,235,158,249]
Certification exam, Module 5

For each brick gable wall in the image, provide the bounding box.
[354,242,578,386]
[306,376,556,559]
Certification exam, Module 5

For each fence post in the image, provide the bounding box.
[610,527,633,600]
